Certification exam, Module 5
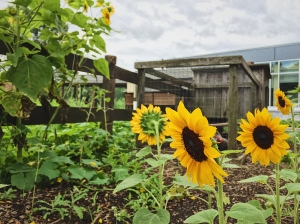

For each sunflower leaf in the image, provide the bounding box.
[184,209,218,223]
[113,174,143,193]
[285,183,300,194]
[133,208,170,224]
[226,202,270,223]
[238,175,269,184]
[136,146,152,158]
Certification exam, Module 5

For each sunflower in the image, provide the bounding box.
[274,88,293,115]
[101,7,111,25]
[237,108,290,166]
[165,101,228,188]
[130,104,168,145]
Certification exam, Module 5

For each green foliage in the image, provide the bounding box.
[133,208,170,224]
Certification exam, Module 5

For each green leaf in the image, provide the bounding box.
[38,161,60,180]
[44,0,60,11]
[5,55,53,99]
[93,58,109,79]
[70,12,89,28]
[184,209,218,223]
[223,163,240,168]
[285,183,300,194]
[89,177,109,185]
[238,175,269,184]
[226,203,267,223]
[133,208,170,224]
[12,0,32,7]
[11,172,35,191]
[50,156,74,165]
[112,167,129,182]
[67,167,86,180]
[90,35,106,53]
[73,205,85,219]
[0,184,9,188]
[113,174,143,193]
[7,47,23,67]
[278,169,298,182]
[145,158,164,168]
[136,146,152,158]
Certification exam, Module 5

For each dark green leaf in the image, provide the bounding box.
[5,55,53,99]
[38,161,60,180]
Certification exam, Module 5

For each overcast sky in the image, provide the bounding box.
[1,0,300,71]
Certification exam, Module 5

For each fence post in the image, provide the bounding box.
[136,69,145,108]
[101,55,117,134]
[228,65,238,150]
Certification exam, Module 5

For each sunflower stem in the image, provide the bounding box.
[275,163,281,224]
[154,120,164,209]
[291,107,299,224]
[217,178,225,224]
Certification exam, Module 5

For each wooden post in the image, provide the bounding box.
[101,55,117,134]
[136,69,145,108]
[227,65,238,150]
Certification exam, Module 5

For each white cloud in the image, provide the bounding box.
[1,0,300,72]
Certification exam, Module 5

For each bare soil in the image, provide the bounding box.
[0,148,298,224]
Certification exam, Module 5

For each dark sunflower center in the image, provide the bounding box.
[140,111,165,136]
[278,96,286,107]
[182,127,207,162]
[253,126,274,149]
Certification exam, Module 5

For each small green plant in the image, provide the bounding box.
[0,185,16,201]
[34,194,70,220]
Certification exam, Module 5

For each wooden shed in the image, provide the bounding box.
[188,63,270,119]
[134,56,271,150]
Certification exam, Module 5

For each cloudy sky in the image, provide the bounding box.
[1,0,300,71]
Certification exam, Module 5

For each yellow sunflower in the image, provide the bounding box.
[237,108,290,166]
[101,7,111,25]
[165,101,228,188]
[130,104,168,145]
[274,88,293,115]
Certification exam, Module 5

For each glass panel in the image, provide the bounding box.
[280,60,299,72]
[279,73,298,102]
[271,61,278,73]
[271,74,278,105]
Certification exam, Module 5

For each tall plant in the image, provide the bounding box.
[0,0,114,162]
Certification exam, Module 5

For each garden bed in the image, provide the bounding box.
[0,147,297,224]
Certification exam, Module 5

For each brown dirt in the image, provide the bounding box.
[0,148,298,224]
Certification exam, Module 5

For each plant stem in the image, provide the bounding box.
[16,118,23,163]
[291,107,299,224]
[31,151,41,214]
[275,163,281,224]
[154,120,163,209]
[217,178,225,224]
[42,105,62,140]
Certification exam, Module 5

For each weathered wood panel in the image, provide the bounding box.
[0,107,133,126]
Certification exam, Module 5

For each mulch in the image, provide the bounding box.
[0,147,298,224]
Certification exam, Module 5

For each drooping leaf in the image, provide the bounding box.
[133,208,170,224]
[113,174,143,193]
[93,58,109,79]
[5,55,53,99]
[70,12,89,28]
[278,169,298,182]
[90,35,106,53]
[0,93,22,117]
[184,209,218,223]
